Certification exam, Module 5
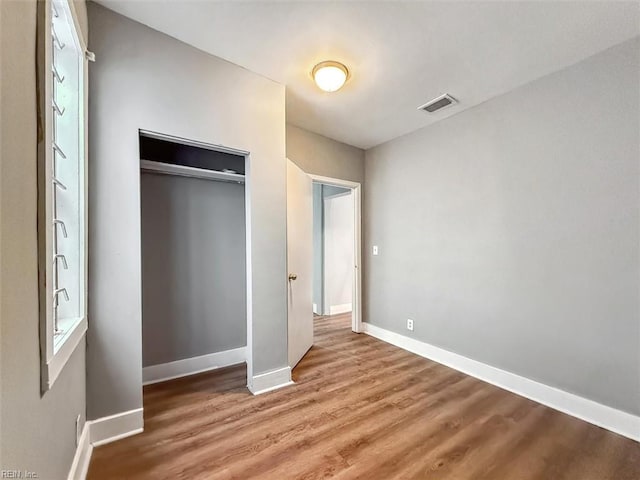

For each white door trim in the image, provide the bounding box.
[309,174,363,334]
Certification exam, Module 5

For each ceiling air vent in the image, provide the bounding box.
[418,94,457,113]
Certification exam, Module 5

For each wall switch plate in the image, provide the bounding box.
[407,319,414,331]
[372,245,379,256]
[76,414,82,446]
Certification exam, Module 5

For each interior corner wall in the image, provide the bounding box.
[364,37,640,416]
[87,3,287,419]
[286,124,365,184]
[0,1,88,478]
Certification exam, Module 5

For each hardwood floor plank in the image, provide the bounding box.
[87,313,640,479]
[219,375,485,479]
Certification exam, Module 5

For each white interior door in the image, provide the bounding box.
[287,159,313,369]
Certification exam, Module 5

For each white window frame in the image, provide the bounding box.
[38,0,89,391]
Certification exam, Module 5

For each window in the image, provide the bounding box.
[38,0,89,391]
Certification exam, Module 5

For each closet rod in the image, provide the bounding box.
[140,160,245,184]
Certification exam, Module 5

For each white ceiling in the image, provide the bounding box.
[96,1,640,149]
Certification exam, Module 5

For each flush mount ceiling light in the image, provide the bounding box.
[312,61,349,92]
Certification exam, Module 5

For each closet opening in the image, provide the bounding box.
[138,130,250,390]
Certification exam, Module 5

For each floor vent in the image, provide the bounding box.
[418,94,457,113]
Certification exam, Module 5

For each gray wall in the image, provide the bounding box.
[0,1,88,478]
[141,173,246,366]
[312,184,324,313]
[287,124,365,183]
[364,37,640,415]
[88,3,287,419]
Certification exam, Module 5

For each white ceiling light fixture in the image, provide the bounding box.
[312,61,349,92]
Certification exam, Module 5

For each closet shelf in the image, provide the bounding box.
[140,160,245,184]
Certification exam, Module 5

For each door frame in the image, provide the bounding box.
[309,174,363,334]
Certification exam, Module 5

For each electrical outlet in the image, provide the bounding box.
[407,319,414,331]
[372,245,379,256]
[76,414,82,446]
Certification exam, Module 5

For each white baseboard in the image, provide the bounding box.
[329,303,352,315]
[67,423,92,480]
[67,408,144,479]
[143,347,247,385]
[248,366,293,395]
[362,322,640,442]
[89,408,144,447]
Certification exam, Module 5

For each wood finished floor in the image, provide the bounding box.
[88,313,640,479]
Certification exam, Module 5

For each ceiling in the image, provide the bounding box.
[96,1,640,149]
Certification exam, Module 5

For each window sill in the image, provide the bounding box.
[42,316,87,392]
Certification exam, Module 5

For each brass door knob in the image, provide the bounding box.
[288,273,298,281]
